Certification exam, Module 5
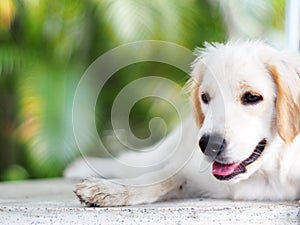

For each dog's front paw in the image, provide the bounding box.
[74,178,130,207]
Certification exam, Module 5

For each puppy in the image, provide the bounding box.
[68,40,300,206]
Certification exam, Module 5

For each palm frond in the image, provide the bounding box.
[18,63,83,177]
[218,0,285,41]
[95,0,216,45]
[0,45,28,76]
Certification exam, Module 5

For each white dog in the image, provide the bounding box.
[66,40,300,206]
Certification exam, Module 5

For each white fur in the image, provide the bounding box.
[67,41,300,206]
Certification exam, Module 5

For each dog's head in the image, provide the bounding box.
[191,41,300,182]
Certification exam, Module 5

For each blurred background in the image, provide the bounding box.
[0,0,285,181]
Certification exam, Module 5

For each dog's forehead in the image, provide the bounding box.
[200,48,274,94]
[203,59,266,84]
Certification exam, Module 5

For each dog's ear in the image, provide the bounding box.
[190,43,219,127]
[189,59,205,127]
[191,80,204,127]
[268,54,300,143]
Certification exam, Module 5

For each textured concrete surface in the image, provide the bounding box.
[0,178,299,224]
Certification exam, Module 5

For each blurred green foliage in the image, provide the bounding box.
[0,0,283,180]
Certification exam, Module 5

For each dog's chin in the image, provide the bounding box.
[212,139,267,182]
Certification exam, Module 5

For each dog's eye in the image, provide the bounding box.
[201,93,210,104]
[241,92,263,105]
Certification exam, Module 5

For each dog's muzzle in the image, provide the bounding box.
[198,134,267,181]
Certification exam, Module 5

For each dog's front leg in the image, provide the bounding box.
[74,171,185,207]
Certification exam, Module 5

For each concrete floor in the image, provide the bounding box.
[0,178,299,224]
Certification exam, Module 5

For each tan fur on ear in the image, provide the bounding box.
[191,80,204,127]
[269,65,300,143]
[190,49,209,127]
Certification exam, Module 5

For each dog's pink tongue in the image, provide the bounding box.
[212,162,241,176]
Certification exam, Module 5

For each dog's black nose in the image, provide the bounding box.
[199,133,227,158]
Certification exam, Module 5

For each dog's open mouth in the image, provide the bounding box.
[212,139,267,181]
